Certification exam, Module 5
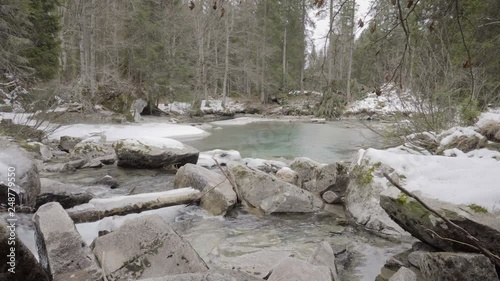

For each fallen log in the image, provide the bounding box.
[66,188,200,223]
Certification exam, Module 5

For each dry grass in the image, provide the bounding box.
[477,120,500,143]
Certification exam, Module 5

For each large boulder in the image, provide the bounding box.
[436,126,487,154]
[215,250,294,279]
[0,145,41,207]
[380,187,500,259]
[242,158,288,173]
[113,137,199,169]
[307,241,340,281]
[58,136,83,152]
[70,135,115,161]
[92,215,208,280]
[267,257,332,281]
[175,164,237,216]
[345,159,406,239]
[419,252,499,281]
[275,167,300,186]
[23,141,53,161]
[138,269,262,281]
[388,267,417,281]
[33,202,102,281]
[289,157,322,184]
[228,163,323,214]
[34,178,106,209]
[0,221,49,281]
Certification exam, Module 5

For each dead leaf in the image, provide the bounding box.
[358,19,364,28]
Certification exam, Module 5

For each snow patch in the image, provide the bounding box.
[345,84,418,115]
[359,148,500,212]
[211,117,284,126]
[117,137,185,150]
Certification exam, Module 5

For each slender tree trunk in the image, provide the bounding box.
[346,0,355,102]
[260,1,267,103]
[222,6,232,103]
[89,0,96,96]
[300,0,306,95]
[282,0,288,90]
[327,0,334,86]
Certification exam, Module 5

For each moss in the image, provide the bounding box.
[20,142,41,153]
[356,164,376,186]
[468,203,488,213]
[397,193,409,205]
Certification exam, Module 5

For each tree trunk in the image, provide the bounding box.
[222,6,232,103]
[300,0,306,95]
[282,0,288,90]
[346,0,355,102]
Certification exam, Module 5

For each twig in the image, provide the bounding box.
[383,172,500,268]
[186,178,227,206]
[213,157,238,192]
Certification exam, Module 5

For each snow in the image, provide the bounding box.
[288,90,323,96]
[438,126,484,147]
[443,148,500,161]
[345,84,418,115]
[476,108,500,128]
[211,117,284,126]
[117,137,185,150]
[49,122,208,141]
[358,148,500,212]
[201,99,224,112]
[197,149,242,168]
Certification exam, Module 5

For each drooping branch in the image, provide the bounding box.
[383,172,500,268]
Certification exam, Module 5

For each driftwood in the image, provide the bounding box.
[383,172,500,268]
[67,189,200,223]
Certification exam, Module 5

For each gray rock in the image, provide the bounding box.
[303,163,337,194]
[92,175,119,189]
[345,162,407,239]
[420,252,499,281]
[307,241,340,281]
[81,159,103,169]
[388,267,417,281]
[289,157,322,185]
[0,220,49,281]
[216,250,294,279]
[138,269,262,281]
[197,149,242,168]
[228,163,323,214]
[113,138,199,169]
[70,136,115,161]
[175,164,236,216]
[380,187,500,257]
[407,251,426,268]
[268,257,332,281]
[95,154,116,165]
[276,167,300,186]
[92,215,208,280]
[42,162,75,173]
[33,202,102,281]
[58,136,83,152]
[130,98,147,122]
[322,191,341,204]
[26,141,53,161]
[0,146,41,206]
[242,158,288,173]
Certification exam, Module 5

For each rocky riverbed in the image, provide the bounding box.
[1,107,500,281]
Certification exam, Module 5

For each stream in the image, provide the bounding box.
[13,120,410,281]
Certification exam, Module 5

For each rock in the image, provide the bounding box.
[436,126,487,154]
[345,161,407,239]
[477,120,500,143]
[131,99,147,122]
[33,202,102,281]
[268,257,332,281]
[228,163,323,214]
[35,189,92,209]
[92,215,208,280]
[70,136,115,161]
[0,146,41,207]
[419,252,499,281]
[58,136,83,152]
[388,267,417,281]
[0,221,49,281]
[175,164,236,215]
[216,250,294,279]
[25,142,53,161]
[242,158,287,173]
[92,175,119,189]
[197,149,242,168]
[276,167,300,186]
[380,187,500,258]
[138,269,262,281]
[322,190,341,204]
[407,251,426,268]
[289,157,322,185]
[113,137,199,169]
[81,159,103,169]
[42,162,75,173]
[95,154,116,165]
[302,165,334,194]
[307,241,340,281]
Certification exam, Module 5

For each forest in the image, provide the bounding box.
[1,0,500,126]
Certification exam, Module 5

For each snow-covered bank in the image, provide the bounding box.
[49,122,209,141]
[211,117,295,126]
[358,148,500,212]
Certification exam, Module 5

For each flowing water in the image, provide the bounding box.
[10,120,409,281]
